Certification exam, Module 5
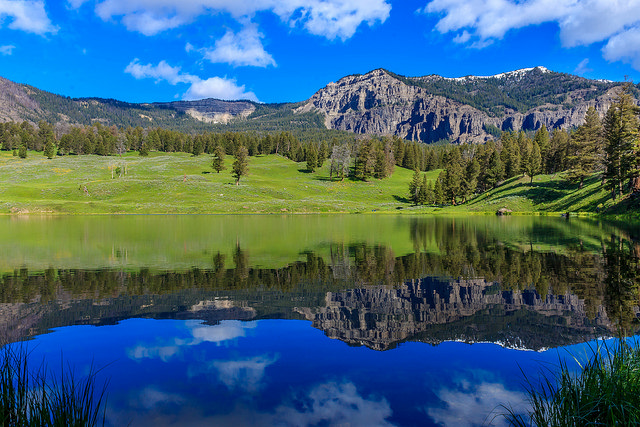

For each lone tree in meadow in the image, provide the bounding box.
[232,146,249,185]
[212,145,226,173]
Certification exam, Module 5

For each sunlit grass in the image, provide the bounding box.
[503,339,640,426]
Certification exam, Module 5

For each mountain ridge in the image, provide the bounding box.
[0,68,635,143]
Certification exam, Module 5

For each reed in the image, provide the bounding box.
[0,343,107,426]
[503,339,640,426]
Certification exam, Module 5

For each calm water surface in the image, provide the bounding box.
[1,215,638,426]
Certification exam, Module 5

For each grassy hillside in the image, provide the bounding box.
[450,173,640,216]
[1,150,637,216]
[0,151,433,214]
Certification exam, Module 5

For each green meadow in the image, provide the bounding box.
[1,151,429,214]
[0,150,636,216]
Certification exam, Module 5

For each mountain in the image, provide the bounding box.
[0,67,634,143]
[297,67,627,143]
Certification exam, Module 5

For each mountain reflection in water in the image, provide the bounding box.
[0,216,638,426]
[1,217,638,350]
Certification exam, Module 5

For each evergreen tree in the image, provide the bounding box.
[523,140,542,183]
[43,140,56,159]
[463,157,480,201]
[306,144,318,172]
[212,145,226,173]
[483,147,504,190]
[232,146,249,185]
[374,146,387,179]
[318,141,328,167]
[434,172,445,205]
[18,143,27,158]
[138,142,149,157]
[444,147,463,205]
[603,83,640,198]
[424,180,435,205]
[567,106,603,188]
[408,169,421,205]
[533,125,550,171]
[546,129,570,174]
[418,174,429,205]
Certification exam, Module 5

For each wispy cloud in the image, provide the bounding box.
[574,58,592,75]
[0,44,15,55]
[0,0,57,35]
[422,0,640,71]
[74,0,391,40]
[124,59,258,101]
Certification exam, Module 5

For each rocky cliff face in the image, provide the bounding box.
[297,68,622,143]
[295,277,612,351]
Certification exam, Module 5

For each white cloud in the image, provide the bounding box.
[201,24,276,67]
[427,380,528,427]
[0,44,15,55]
[574,58,592,75]
[423,0,640,71]
[603,25,640,70]
[125,59,258,101]
[213,355,277,392]
[274,382,394,427]
[78,0,390,40]
[0,0,57,34]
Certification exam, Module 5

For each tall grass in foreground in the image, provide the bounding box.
[503,339,640,426]
[0,343,107,426]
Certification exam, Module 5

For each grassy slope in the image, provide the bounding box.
[0,151,437,214]
[447,172,639,216]
[1,150,637,216]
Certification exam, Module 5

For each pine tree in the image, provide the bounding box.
[408,169,421,205]
[567,106,603,188]
[43,140,56,159]
[444,147,463,205]
[434,172,445,205]
[463,157,480,202]
[533,125,550,171]
[232,146,249,185]
[212,145,226,173]
[425,180,435,205]
[306,145,318,172]
[523,140,541,183]
[374,146,386,179]
[418,174,429,205]
[18,143,27,158]
[603,83,639,198]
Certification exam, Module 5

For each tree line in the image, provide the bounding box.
[408,83,640,205]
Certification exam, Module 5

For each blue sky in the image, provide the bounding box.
[1,0,639,104]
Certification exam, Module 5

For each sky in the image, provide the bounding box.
[1,0,640,104]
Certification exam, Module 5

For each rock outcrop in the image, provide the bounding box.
[295,277,612,351]
[297,68,622,143]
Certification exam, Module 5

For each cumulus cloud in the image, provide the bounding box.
[0,44,15,55]
[77,0,391,40]
[422,0,640,71]
[274,382,394,427]
[125,59,258,101]
[200,24,276,67]
[0,0,57,35]
[603,25,640,70]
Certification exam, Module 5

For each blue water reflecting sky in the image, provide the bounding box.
[22,318,597,426]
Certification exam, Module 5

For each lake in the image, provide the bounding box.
[1,215,638,426]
